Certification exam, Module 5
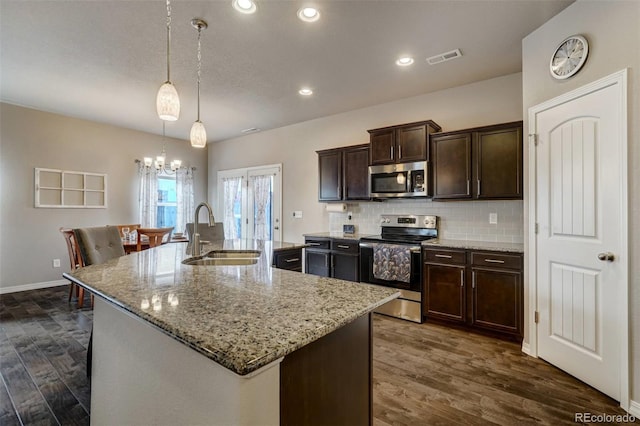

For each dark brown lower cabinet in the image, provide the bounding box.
[424,263,466,323]
[272,247,303,272]
[305,236,360,282]
[423,247,523,341]
[280,314,372,425]
[471,268,522,336]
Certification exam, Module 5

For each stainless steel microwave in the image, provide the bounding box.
[368,161,428,198]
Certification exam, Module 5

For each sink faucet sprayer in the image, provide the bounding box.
[192,202,215,256]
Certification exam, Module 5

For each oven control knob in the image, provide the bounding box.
[385,218,390,223]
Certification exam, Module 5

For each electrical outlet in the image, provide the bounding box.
[489,213,498,224]
[52,259,61,268]
[293,210,303,219]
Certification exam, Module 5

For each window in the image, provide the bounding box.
[157,176,177,228]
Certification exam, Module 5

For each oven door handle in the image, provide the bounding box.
[359,242,421,253]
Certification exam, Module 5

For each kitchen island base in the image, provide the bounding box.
[91,298,373,425]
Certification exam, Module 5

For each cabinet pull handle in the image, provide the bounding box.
[390,146,394,159]
[484,259,505,264]
[285,258,300,263]
[308,242,321,246]
[435,254,452,259]
[467,180,470,195]
[472,273,475,289]
[337,245,350,249]
[460,269,464,287]
[477,179,481,195]
[398,145,402,159]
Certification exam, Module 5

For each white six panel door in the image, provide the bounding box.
[535,81,623,400]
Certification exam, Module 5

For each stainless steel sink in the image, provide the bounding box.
[205,250,261,259]
[181,250,261,266]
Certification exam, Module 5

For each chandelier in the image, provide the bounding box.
[156,0,180,121]
[139,122,183,175]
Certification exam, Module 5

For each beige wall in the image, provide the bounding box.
[208,73,524,244]
[522,0,640,404]
[0,103,208,290]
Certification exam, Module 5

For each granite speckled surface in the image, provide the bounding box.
[422,239,524,253]
[64,240,398,376]
[304,232,372,240]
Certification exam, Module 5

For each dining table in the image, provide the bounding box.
[122,236,188,254]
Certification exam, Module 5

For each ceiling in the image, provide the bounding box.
[0,0,573,143]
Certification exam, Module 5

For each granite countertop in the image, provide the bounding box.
[422,239,524,253]
[303,232,372,240]
[64,239,398,376]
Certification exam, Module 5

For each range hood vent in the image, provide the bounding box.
[426,49,462,65]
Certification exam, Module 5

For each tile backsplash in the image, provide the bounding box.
[329,199,523,243]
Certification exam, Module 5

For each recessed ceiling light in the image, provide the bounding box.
[298,88,313,96]
[297,7,320,22]
[232,0,256,14]
[395,56,414,66]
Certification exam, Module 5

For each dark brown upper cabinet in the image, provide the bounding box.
[431,121,523,201]
[317,144,370,202]
[368,120,441,166]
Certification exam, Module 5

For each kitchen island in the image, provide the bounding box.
[64,239,398,425]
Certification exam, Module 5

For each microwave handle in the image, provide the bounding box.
[406,170,411,191]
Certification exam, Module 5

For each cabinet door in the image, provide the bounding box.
[431,133,472,199]
[318,151,342,201]
[396,124,427,163]
[474,124,523,199]
[305,250,331,277]
[424,263,466,323]
[369,129,395,165]
[343,145,370,200]
[471,267,522,338]
[332,254,359,282]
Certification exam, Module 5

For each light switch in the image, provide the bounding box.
[489,213,498,224]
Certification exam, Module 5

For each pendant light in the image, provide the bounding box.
[156,0,180,121]
[190,18,208,148]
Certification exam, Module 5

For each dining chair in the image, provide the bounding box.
[59,227,91,308]
[136,227,174,251]
[185,222,225,253]
[73,225,126,380]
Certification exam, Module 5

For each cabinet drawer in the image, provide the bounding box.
[274,250,302,271]
[305,238,330,250]
[423,248,466,265]
[471,252,522,270]
[331,239,359,254]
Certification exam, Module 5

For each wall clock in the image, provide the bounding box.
[549,35,589,80]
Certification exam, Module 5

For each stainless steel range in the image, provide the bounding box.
[359,215,438,323]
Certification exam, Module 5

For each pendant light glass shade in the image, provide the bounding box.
[190,120,207,148]
[190,19,208,148]
[157,0,179,122]
[156,81,180,121]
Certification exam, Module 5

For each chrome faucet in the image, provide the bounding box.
[191,201,215,256]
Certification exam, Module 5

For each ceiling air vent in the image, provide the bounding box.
[426,49,463,65]
[241,127,261,134]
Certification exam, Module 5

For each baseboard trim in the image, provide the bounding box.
[628,400,640,417]
[0,279,68,294]
[521,342,534,357]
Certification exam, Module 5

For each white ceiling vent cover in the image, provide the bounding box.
[426,49,463,65]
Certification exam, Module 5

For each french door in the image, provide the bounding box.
[217,164,282,241]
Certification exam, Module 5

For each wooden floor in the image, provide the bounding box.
[0,286,630,425]
[372,315,630,425]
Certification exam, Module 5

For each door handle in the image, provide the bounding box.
[597,252,615,262]
[274,226,279,230]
